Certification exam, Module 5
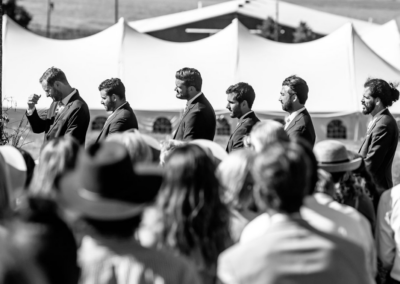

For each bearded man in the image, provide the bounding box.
[279,75,315,147]
[359,78,399,192]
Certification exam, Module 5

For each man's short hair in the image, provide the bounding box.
[226,82,256,109]
[252,142,312,214]
[175,68,202,91]
[282,75,309,104]
[249,120,289,152]
[364,78,399,108]
[39,67,68,86]
[98,78,126,100]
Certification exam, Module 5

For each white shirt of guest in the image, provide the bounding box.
[376,185,400,281]
[240,193,376,283]
[284,107,305,130]
[367,107,387,131]
[27,89,76,116]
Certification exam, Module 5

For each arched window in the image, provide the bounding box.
[153,117,172,134]
[216,116,231,136]
[327,120,346,139]
[92,116,107,130]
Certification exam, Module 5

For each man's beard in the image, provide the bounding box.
[362,101,375,115]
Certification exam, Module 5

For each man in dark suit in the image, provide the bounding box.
[218,142,369,284]
[26,67,90,145]
[96,78,138,142]
[173,68,216,141]
[225,82,260,153]
[279,75,316,147]
[359,78,399,192]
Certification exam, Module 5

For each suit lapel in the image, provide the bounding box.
[285,112,303,132]
[359,110,387,153]
[47,99,75,134]
[175,102,196,133]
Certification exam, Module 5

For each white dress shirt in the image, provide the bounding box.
[284,107,305,130]
[240,193,376,283]
[27,89,76,116]
[376,185,400,281]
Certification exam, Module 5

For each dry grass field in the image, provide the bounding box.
[20,0,400,35]
[4,108,400,186]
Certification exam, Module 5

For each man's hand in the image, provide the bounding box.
[27,94,41,110]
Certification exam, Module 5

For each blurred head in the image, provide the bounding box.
[252,142,312,214]
[29,136,80,198]
[248,120,289,152]
[17,149,36,189]
[39,67,70,101]
[11,197,80,284]
[217,149,256,210]
[106,132,153,165]
[226,82,255,118]
[361,78,399,115]
[156,144,231,266]
[280,75,308,113]
[98,78,126,112]
[175,68,202,100]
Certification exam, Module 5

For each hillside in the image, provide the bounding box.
[20,0,400,35]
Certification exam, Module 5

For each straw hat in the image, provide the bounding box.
[313,140,362,173]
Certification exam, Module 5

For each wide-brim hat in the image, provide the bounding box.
[59,141,164,220]
[314,140,362,173]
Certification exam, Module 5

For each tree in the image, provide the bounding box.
[293,21,317,43]
[2,0,32,28]
[257,17,279,41]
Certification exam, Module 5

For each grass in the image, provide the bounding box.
[5,108,400,186]
[21,0,400,38]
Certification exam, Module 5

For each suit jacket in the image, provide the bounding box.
[226,111,260,153]
[285,109,316,147]
[359,108,399,191]
[26,90,90,145]
[95,102,138,143]
[218,217,369,284]
[173,94,216,141]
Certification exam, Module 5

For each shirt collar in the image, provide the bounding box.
[373,107,387,118]
[112,101,127,113]
[187,92,203,105]
[287,107,306,123]
[61,89,76,105]
[240,110,254,120]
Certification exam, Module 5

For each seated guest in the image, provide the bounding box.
[106,131,153,164]
[0,154,11,222]
[225,82,260,153]
[247,120,289,152]
[29,136,80,199]
[141,145,232,283]
[376,184,400,284]
[314,140,376,228]
[10,197,80,284]
[218,142,369,284]
[241,139,376,283]
[125,129,162,163]
[217,149,257,242]
[96,78,138,142]
[59,141,201,284]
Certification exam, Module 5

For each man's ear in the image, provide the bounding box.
[375,97,381,106]
[292,94,298,102]
[112,94,117,102]
[241,100,249,109]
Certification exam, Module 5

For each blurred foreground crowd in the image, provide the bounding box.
[0,121,398,284]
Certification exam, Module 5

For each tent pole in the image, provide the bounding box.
[46,0,52,37]
[115,0,119,23]
[0,6,3,144]
[275,0,279,42]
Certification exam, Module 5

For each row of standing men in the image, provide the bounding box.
[26,66,399,193]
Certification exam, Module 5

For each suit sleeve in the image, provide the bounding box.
[26,108,51,134]
[364,124,392,175]
[64,104,90,144]
[182,109,207,141]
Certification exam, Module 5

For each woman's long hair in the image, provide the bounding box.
[156,144,231,268]
[29,136,80,198]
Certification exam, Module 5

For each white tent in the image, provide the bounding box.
[129,0,377,36]
[3,15,399,140]
[359,20,400,71]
